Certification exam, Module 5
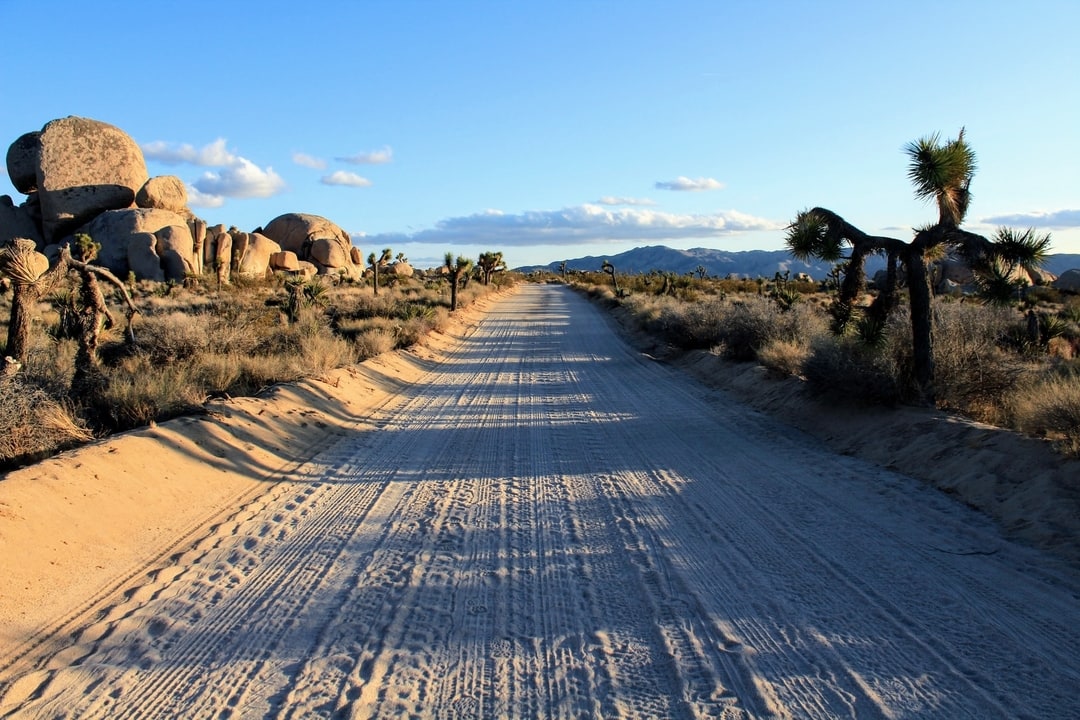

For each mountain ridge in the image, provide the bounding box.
[516,245,1080,280]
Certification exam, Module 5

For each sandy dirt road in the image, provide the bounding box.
[2,283,1079,719]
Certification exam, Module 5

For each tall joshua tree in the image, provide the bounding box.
[368,247,392,296]
[444,252,473,312]
[786,129,1049,400]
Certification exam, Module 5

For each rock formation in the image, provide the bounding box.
[261,213,363,279]
[82,208,194,282]
[234,232,282,279]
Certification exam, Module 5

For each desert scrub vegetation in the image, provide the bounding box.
[0,263,516,468]
[564,268,1080,455]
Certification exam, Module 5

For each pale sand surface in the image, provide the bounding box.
[0,283,1077,718]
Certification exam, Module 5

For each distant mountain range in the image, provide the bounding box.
[516,245,1080,280]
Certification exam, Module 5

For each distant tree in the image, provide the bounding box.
[444,252,473,311]
[477,251,506,285]
[601,259,620,295]
[559,260,567,279]
[786,129,1050,399]
[367,247,392,296]
[695,265,708,279]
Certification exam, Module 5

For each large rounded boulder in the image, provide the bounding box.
[260,212,362,279]
[35,116,149,243]
[1053,269,1080,294]
[136,175,188,214]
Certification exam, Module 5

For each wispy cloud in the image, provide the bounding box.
[596,196,657,206]
[335,146,394,165]
[142,138,237,166]
[981,209,1080,229]
[655,176,725,192]
[142,138,287,203]
[321,170,373,188]
[292,152,327,169]
[364,204,782,247]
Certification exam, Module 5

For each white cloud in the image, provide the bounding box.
[655,176,725,192]
[292,152,327,169]
[192,158,286,199]
[363,204,782,247]
[981,209,1080,229]
[186,184,225,208]
[335,146,394,165]
[143,138,287,201]
[596,196,657,206]
[321,171,373,188]
[142,138,237,167]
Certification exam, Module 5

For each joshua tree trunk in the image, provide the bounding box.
[6,283,44,365]
[905,249,935,398]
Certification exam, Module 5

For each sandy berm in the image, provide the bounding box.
[1,283,1078,718]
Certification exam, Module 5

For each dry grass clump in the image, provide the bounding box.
[931,302,1031,424]
[1013,370,1080,456]
[757,338,811,378]
[0,375,92,468]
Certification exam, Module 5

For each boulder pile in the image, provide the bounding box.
[2,116,364,283]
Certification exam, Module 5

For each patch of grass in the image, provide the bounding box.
[0,376,93,467]
[1013,371,1080,456]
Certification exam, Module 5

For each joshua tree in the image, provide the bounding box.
[1,235,136,376]
[786,129,1049,399]
[1,238,54,365]
[444,252,473,312]
[368,247,392,296]
[477,251,506,285]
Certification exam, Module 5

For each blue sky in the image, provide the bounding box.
[2,1,1078,269]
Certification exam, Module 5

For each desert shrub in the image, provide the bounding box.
[803,333,907,405]
[757,338,810,378]
[92,355,205,429]
[930,303,1030,423]
[1060,299,1080,324]
[715,296,827,361]
[396,310,443,348]
[1013,371,1080,456]
[655,296,728,349]
[0,376,92,467]
[353,328,397,359]
[296,332,357,375]
[133,311,210,363]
